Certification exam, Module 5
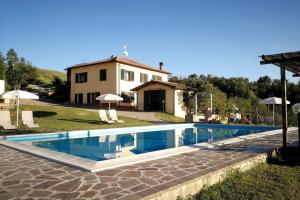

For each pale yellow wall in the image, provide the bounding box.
[70,62,170,104]
[70,62,117,104]
[116,63,169,104]
[174,90,187,118]
[136,84,175,115]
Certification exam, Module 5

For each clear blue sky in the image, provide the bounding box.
[1,0,299,82]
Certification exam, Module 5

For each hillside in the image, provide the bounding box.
[36,68,66,85]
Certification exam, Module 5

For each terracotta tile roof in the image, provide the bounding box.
[131,80,190,91]
[65,56,171,74]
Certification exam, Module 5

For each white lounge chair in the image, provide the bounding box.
[0,111,17,130]
[108,109,124,123]
[99,109,115,124]
[99,135,107,143]
[22,111,39,128]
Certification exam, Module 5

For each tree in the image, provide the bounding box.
[255,76,272,98]
[13,58,37,89]
[5,61,14,89]
[6,48,19,64]
[50,76,70,102]
[0,52,7,80]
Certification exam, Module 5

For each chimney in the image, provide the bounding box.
[159,62,164,70]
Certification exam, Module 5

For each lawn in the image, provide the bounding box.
[178,162,300,200]
[0,104,154,134]
[156,112,185,123]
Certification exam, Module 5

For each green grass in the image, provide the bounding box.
[156,112,185,123]
[0,105,154,134]
[178,162,300,200]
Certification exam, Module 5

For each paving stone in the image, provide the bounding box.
[99,176,118,183]
[143,170,162,177]
[0,189,8,196]
[130,183,149,192]
[117,193,141,200]
[51,178,81,192]
[33,180,61,189]
[100,187,121,195]
[2,171,18,177]
[103,193,124,200]
[27,190,52,197]
[45,169,66,176]
[78,183,93,191]
[80,190,97,198]
[35,174,60,180]
[92,183,109,190]
[139,177,158,185]
[50,192,80,199]
[84,174,98,182]
[1,180,20,186]
[28,169,41,176]
[22,179,43,184]
[96,169,122,176]
[118,179,140,188]
[6,183,31,190]
[7,188,31,197]
[170,169,189,177]
[4,173,31,180]
[118,170,141,177]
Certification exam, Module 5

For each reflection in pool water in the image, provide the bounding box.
[33,127,266,161]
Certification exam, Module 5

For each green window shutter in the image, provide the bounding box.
[121,69,125,80]
[100,69,107,81]
[75,73,79,83]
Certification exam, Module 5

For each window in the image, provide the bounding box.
[140,73,148,83]
[121,69,134,81]
[99,69,107,81]
[75,72,88,83]
[152,75,162,81]
[87,92,100,104]
[121,92,135,103]
[75,93,83,104]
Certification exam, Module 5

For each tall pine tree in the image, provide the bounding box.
[0,52,7,80]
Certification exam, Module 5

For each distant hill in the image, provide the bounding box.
[36,68,66,85]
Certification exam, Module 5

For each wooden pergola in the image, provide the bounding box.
[260,51,300,147]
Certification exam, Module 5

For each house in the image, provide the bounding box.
[66,56,170,106]
[131,80,189,118]
[66,56,188,117]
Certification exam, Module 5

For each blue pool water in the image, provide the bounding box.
[5,124,278,161]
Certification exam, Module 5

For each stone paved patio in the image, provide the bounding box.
[0,130,298,200]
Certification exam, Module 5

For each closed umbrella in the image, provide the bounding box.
[259,97,290,126]
[96,93,123,110]
[0,90,39,126]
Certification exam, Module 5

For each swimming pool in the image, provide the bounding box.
[3,124,278,162]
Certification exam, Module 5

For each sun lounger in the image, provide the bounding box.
[99,135,107,143]
[99,109,115,124]
[108,109,124,123]
[0,111,17,130]
[22,111,39,128]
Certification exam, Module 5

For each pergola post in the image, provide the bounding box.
[260,51,300,148]
[280,65,288,148]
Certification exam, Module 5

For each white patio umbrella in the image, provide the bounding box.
[0,90,39,126]
[96,93,123,110]
[259,97,290,126]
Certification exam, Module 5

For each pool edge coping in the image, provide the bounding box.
[0,127,294,173]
